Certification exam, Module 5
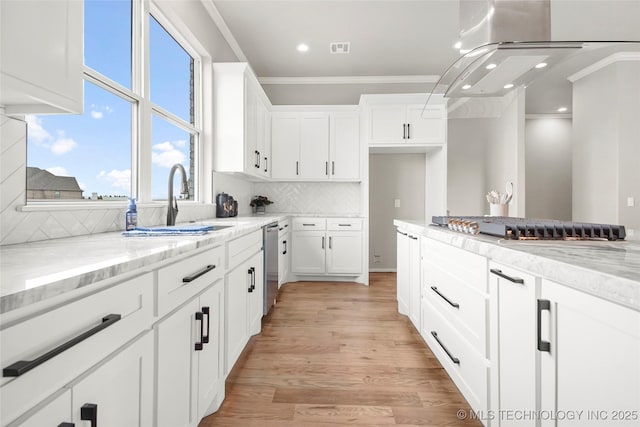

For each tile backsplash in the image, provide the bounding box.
[253,182,362,214]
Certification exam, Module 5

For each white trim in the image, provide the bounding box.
[525,113,572,119]
[567,52,640,83]
[259,75,440,85]
[200,0,248,62]
[18,201,206,212]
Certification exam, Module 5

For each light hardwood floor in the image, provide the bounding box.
[199,272,481,426]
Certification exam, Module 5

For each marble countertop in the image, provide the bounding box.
[395,220,640,311]
[0,215,288,314]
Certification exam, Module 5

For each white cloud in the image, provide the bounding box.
[90,110,104,119]
[97,169,131,191]
[174,139,187,148]
[25,115,52,144]
[152,141,186,168]
[51,134,78,155]
[46,166,71,176]
[105,106,113,113]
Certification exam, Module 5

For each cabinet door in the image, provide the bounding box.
[406,104,446,144]
[247,251,264,336]
[368,105,405,144]
[396,230,410,315]
[489,263,537,427]
[408,234,421,329]
[540,280,640,427]
[326,232,362,274]
[331,113,360,180]
[291,231,326,274]
[197,283,224,419]
[279,234,289,287]
[244,78,260,174]
[225,262,250,374]
[299,114,330,180]
[271,115,300,179]
[156,300,199,427]
[257,99,271,177]
[73,332,153,427]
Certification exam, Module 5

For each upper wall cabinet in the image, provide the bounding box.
[0,0,83,115]
[213,63,271,180]
[271,109,360,181]
[362,95,447,147]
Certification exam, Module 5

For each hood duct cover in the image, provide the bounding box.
[426,0,640,105]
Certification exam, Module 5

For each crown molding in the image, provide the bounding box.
[568,52,640,83]
[258,75,440,85]
[201,0,248,62]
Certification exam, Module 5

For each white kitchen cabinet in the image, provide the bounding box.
[367,103,445,145]
[256,98,271,177]
[395,228,421,329]
[488,262,538,427]
[0,0,83,115]
[278,219,290,287]
[213,63,271,179]
[539,279,640,427]
[247,251,264,335]
[291,218,362,276]
[271,111,360,181]
[156,281,224,427]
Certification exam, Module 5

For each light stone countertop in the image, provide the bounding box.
[395,219,640,312]
[0,215,289,314]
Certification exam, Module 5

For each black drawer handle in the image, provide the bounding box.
[58,423,75,427]
[409,235,418,240]
[202,306,210,344]
[195,308,208,351]
[490,268,524,284]
[302,223,316,226]
[407,123,411,139]
[264,157,268,173]
[250,267,256,290]
[430,286,460,309]
[396,229,408,236]
[537,299,551,352]
[403,123,407,139]
[182,264,216,283]
[337,223,352,227]
[81,403,97,427]
[3,314,121,377]
[431,331,460,365]
[247,268,254,292]
[283,240,287,255]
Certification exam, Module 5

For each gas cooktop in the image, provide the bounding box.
[432,216,626,241]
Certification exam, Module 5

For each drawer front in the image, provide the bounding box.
[157,245,224,317]
[292,218,326,231]
[423,260,488,356]
[326,218,362,231]
[422,238,488,293]
[422,297,488,414]
[228,229,263,269]
[1,273,153,425]
[278,219,290,238]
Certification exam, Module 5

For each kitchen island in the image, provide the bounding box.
[395,219,640,427]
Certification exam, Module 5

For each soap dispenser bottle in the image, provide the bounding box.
[126,198,138,230]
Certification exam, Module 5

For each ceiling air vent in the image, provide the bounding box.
[329,42,350,54]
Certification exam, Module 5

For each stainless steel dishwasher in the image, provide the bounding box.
[263,222,279,315]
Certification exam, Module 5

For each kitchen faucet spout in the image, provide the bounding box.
[167,163,189,226]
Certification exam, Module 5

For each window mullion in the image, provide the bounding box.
[137,0,153,203]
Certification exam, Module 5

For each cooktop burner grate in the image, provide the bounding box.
[431,216,626,241]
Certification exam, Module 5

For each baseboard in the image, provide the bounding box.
[369,268,397,273]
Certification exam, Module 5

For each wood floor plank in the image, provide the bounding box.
[199,273,481,426]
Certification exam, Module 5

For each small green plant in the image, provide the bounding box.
[250,196,273,207]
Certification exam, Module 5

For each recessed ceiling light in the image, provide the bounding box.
[504,83,515,89]
[486,63,497,70]
[462,84,472,90]
[557,107,568,112]
[535,62,548,69]
[296,43,309,52]
[453,41,462,49]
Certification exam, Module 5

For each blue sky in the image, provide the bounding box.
[27,0,193,200]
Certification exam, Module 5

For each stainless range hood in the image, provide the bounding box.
[427,0,640,104]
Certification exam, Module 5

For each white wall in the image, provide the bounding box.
[369,154,425,270]
[572,59,640,229]
[525,118,573,220]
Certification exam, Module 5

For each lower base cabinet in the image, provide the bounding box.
[156,281,224,427]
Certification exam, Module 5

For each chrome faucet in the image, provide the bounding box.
[167,163,189,226]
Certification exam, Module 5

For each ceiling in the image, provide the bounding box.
[210,0,640,112]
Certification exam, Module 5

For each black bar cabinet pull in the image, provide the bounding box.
[409,235,418,240]
[332,161,335,175]
[537,299,551,352]
[490,268,524,284]
[202,306,210,344]
[407,123,411,139]
[302,223,316,226]
[396,229,408,236]
[431,286,460,309]
[325,161,329,175]
[283,240,287,255]
[255,150,260,168]
[58,423,75,427]
[80,403,97,427]
[3,314,121,377]
[247,268,254,293]
[402,123,406,139]
[296,161,299,175]
[195,311,205,351]
[182,264,216,283]
[264,157,268,173]
[329,236,332,249]
[431,331,460,365]
[250,267,256,290]
[322,236,325,249]
[338,223,352,227]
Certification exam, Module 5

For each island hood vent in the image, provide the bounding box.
[426,0,639,104]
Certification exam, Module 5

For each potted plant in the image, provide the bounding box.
[250,195,273,214]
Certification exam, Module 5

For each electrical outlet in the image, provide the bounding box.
[394,199,401,208]
[627,197,635,207]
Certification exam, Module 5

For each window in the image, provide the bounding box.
[26,0,200,203]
